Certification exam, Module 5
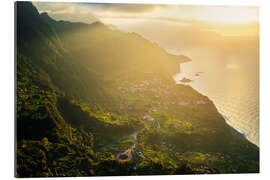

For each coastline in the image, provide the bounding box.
[174,62,259,148]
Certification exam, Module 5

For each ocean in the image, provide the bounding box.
[173,57,259,147]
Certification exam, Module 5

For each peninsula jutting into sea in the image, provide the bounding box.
[16,2,259,177]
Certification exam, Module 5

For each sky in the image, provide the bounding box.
[33,2,259,27]
[33,2,259,59]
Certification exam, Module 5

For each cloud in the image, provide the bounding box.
[32,2,170,24]
[79,3,169,13]
[32,1,259,61]
[32,2,99,24]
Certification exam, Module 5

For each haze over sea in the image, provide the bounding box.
[108,20,260,147]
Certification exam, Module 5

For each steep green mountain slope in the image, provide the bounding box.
[16,2,259,177]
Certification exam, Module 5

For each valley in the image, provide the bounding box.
[16,2,259,177]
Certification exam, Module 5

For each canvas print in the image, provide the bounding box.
[15,1,259,177]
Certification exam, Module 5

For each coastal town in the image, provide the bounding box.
[112,74,209,118]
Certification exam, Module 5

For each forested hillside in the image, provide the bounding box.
[16,2,259,177]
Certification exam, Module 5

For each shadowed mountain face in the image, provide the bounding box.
[16,2,259,177]
[17,1,190,103]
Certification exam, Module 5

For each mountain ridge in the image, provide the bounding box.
[16,2,259,177]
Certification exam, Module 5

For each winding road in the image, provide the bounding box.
[99,119,160,162]
[114,128,145,162]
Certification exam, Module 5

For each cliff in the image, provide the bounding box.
[15,2,259,177]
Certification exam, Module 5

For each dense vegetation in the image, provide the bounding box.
[16,2,259,177]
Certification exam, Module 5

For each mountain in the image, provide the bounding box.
[15,2,259,177]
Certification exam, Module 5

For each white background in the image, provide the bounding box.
[0,0,269,179]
